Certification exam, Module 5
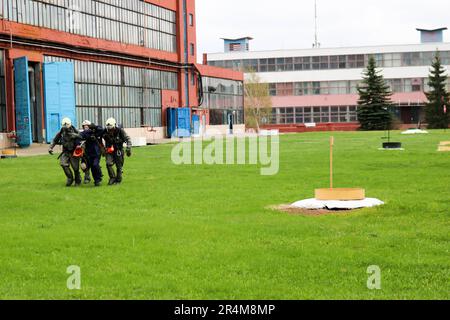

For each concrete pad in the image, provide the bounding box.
[131,137,147,147]
[259,129,279,136]
[291,198,384,210]
[401,129,429,135]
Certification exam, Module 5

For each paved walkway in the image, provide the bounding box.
[4,140,173,158]
[2,132,276,158]
[15,144,53,157]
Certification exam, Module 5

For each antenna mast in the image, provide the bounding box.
[313,0,320,48]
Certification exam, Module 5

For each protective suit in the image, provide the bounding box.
[76,120,104,187]
[49,118,82,187]
[102,118,132,185]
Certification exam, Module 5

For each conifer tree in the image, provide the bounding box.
[357,57,393,130]
[425,52,449,129]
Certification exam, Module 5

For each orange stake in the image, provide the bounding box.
[330,136,334,189]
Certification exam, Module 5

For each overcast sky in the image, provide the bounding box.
[196,0,450,59]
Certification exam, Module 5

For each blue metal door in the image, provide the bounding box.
[166,107,191,138]
[192,114,200,135]
[43,62,76,142]
[58,62,76,127]
[14,57,32,147]
[167,108,177,138]
[177,108,191,138]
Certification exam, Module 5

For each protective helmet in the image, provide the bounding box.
[106,118,117,130]
[62,118,72,129]
[82,120,92,127]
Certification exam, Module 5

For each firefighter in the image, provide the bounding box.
[48,118,82,187]
[81,120,92,184]
[76,120,104,187]
[102,118,132,185]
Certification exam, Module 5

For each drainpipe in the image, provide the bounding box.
[182,0,190,108]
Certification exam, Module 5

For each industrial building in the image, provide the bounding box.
[206,29,450,132]
[0,0,244,148]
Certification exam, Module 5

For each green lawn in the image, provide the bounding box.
[0,130,449,300]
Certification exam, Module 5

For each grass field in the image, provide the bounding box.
[0,130,449,300]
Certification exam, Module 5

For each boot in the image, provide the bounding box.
[63,167,74,187]
[74,171,82,186]
[84,171,91,184]
[115,168,123,184]
[107,166,116,186]
[93,166,103,187]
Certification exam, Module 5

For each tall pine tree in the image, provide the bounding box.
[425,52,449,129]
[357,56,393,131]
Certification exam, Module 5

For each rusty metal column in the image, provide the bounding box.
[182,0,190,108]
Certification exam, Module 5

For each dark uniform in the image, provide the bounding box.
[102,126,132,185]
[49,126,82,186]
[76,125,104,186]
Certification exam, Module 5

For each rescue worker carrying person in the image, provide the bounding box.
[48,118,82,187]
[80,120,92,184]
[74,120,104,187]
[102,118,132,185]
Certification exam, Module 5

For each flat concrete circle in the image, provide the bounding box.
[291,198,384,210]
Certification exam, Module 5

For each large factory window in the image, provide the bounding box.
[211,50,450,73]
[1,0,177,52]
[45,56,178,128]
[202,77,244,125]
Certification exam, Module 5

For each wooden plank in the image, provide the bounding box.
[315,188,366,201]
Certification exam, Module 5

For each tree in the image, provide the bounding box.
[244,71,272,132]
[357,56,393,131]
[425,51,449,129]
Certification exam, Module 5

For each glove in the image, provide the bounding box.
[48,148,54,155]
[126,148,132,157]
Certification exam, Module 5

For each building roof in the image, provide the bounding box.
[416,28,448,32]
[221,37,254,41]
